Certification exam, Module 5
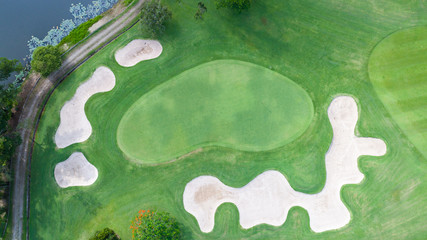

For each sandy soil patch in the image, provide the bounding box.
[115,39,162,67]
[54,152,98,188]
[183,95,387,233]
[55,67,115,148]
[89,2,126,33]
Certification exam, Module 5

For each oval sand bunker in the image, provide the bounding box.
[183,96,387,233]
[55,67,116,148]
[54,152,98,188]
[117,60,314,164]
[115,39,162,67]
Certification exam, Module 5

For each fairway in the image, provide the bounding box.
[28,0,427,239]
[117,60,313,163]
[368,25,427,158]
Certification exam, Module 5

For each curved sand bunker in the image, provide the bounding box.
[183,96,387,233]
[55,67,116,148]
[115,39,162,67]
[54,152,98,188]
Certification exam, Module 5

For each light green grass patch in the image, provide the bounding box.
[368,25,427,159]
[117,60,313,164]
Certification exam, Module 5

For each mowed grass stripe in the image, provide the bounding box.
[369,25,427,159]
[397,95,427,112]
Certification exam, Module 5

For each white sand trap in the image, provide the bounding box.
[55,67,115,148]
[183,95,387,233]
[114,39,162,67]
[54,152,98,188]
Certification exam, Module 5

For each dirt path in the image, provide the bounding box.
[11,1,144,239]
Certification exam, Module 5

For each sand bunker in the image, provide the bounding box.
[55,67,115,148]
[114,39,162,67]
[54,152,98,188]
[183,95,387,233]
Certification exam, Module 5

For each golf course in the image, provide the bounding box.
[28,0,427,239]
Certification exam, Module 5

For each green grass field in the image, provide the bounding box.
[117,60,313,163]
[368,25,427,159]
[29,0,427,239]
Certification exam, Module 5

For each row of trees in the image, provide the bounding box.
[141,0,252,37]
[0,58,22,173]
[90,210,181,240]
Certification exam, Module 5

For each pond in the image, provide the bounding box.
[0,0,94,61]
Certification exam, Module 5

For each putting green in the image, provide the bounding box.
[117,60,313,163]
[369,26,427,159]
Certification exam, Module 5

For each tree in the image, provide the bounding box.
[194,2,207,20]
[0,85,21,167]
[215,0,251,12]
[0,85,18,131]
[140,0,172,37]
[0,132,21,167]
[89,228,120,240]
[130,210,181,240]
[0,58,23,81]
[31,45,62,77]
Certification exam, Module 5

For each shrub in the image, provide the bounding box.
[215,0,251,12]
[30,46,62,77]
[130,210,181,240]
[59,15,103,46]
[194,2,207,20]
[89,227,120,240]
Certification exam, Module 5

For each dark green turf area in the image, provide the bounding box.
[368,25,427,159]
[117,60,313,164]
[30,0,427,239]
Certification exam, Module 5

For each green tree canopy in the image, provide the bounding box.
[0,57,23,81]
[0,85,21,167]
[215,0,251,12]
[89,228,120,240]
[0,86,18,132]
[140,0,172,37]
[130,210,181,240]
[31,45,62,77]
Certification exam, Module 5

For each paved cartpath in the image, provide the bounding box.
[11,1,144,239]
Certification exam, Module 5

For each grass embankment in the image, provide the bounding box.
[59,15,103,46]
[117,60,313,164]
[368,25,427,159]
[30,0,427,239]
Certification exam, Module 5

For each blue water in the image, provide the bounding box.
[0,0,94,61]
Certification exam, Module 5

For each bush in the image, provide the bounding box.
[31,46,62,77]
[215,0,251,12]
[60,15,103,46]
[89,228,120,240]
[130,210,181,240]
[140,0,172,38]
